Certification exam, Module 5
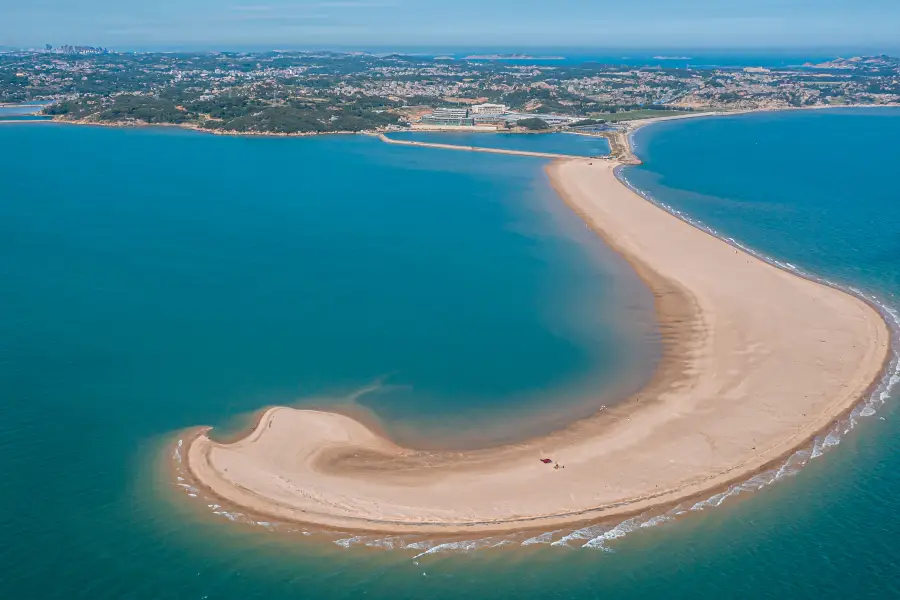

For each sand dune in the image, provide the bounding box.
[184,159,890,533]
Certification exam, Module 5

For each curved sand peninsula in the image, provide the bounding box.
[184,158,890,533]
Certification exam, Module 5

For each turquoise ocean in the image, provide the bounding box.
[2,109,900,598]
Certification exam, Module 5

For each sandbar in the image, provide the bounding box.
[183,158,890,534]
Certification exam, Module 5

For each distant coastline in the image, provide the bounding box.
[34,102,899,144]
[463,54,565,60]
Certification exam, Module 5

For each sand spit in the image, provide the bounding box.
[376,133,589,159]
[183,158,890,534]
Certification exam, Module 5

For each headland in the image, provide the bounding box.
[180,137,891,533]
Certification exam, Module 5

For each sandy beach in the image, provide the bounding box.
[184,157,890,534]
[376,132,592,159]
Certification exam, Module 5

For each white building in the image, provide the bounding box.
[502,112,578,126]
[471,103,508,115]
[432,107,470,119]
[420,107,473,126]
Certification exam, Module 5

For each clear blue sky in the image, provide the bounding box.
[3,0,899,51]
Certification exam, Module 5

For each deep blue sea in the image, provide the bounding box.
[2,110,900,599]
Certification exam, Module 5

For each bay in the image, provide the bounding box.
[2,109,900,598]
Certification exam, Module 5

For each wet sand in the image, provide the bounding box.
[183,158,890,534]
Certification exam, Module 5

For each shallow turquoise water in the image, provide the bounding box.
[3,112,900,599]
[387,130,611,156]
[0,103,47,117]
[0,115,52,122]
[0,104,51,122]
[0,122,654,597]
[0,124,652,445]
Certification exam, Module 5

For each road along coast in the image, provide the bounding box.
[181,155,891,535]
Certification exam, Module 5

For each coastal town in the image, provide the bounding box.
[1,48,899,135]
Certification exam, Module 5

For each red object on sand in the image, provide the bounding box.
[540,458,553,464]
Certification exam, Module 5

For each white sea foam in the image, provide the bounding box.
[690,491,730,511]
[522,531,557,546]
[582,520,637,550]
[640,515,672,528]
[366,537,403,550]
[213,510,241,522]
[551,524,608,547]
[334,536,368,548]
[411,538,498,559]
[177,483,200,495]
[810,436,826,459]
[404,540,434,551]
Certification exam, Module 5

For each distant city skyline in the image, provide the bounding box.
[3,0,900,51]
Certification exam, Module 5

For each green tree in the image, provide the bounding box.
[516,117,550,130]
